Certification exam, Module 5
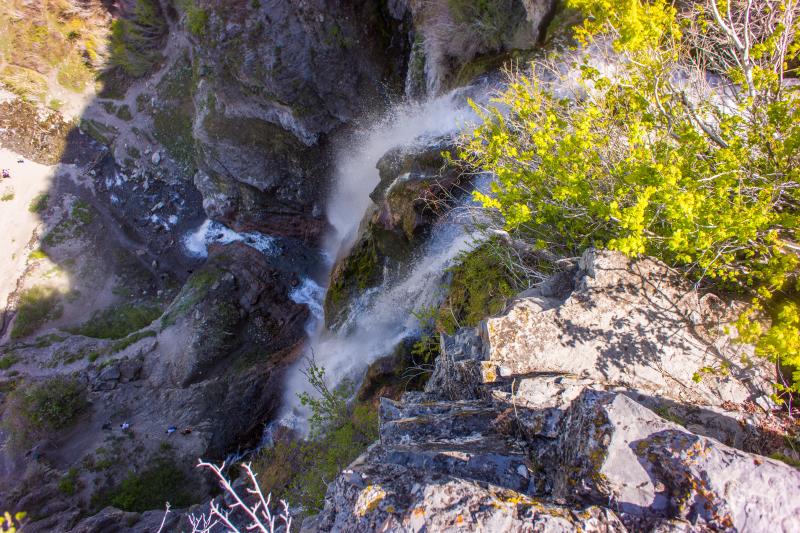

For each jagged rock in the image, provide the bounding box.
[118,358,143,383]
[309,460,626,532]
[551,390,800,531]
[309,250,794,532]
[191,0,409,240]
[68,506,178,533]
[98,365,120,382]
[471,249,769,408]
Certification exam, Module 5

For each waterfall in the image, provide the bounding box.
[277,86,491,434]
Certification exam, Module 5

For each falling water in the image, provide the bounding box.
[277,86,492,434]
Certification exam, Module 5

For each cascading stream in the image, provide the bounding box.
[278,86,492,434]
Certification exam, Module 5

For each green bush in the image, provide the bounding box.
[108,0,167,78]
[255,403,378,514]
[11,286,63,339]
[439,241,520,333]
[2,376,88,449]
[58,468,79,496]
[68,303,161,339]
[459,0,800,395]
[0,354,19,370]
[254,361,379,514]
[94,459,192,513]
[185,2,209,37]
[28,193,48,213]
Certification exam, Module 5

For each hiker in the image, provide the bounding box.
[166,426,177,434]
[1,169,9,179]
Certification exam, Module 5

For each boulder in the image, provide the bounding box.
[551,390,800,531]
[477,249,770,408]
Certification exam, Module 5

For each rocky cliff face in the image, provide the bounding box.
[5,1,792,531]
[309,251,800,531]
[189,0,412,241]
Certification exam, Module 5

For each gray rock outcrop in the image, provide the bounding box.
[310,250,800,532]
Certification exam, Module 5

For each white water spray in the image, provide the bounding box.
[279,87,492,433]
[182,218,278,257]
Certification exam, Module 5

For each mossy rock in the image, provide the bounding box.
[152,54,196,173]
[324,234,383,329]
[80,119,119,146]
[436,241,521,334]
[201,109,304,160]
[447,48,536,90]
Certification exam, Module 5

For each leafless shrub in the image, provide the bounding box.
[158,461,291,533]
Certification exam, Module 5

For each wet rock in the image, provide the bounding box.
[407,0,557,93]
[324,137,466,328]
[156,243,307,389]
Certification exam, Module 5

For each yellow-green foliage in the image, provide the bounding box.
[0,0,105,97]
[0,65,49,103]
[460,0,800,392]
[0,512,26,533]
[183,1,209,37]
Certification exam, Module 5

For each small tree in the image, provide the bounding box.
[297,356,352,436]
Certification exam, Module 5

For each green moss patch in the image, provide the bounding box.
[152,54,196,173]
[254,403,378,514]
[437,241,520,333]
[28,193,49,213]
[68,303,162,339]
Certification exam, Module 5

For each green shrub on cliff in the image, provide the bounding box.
[2,376,88,450]
[254,360,379,514]
[67,302,161,339]
[459,0,800,396]
[448,0,528,50]
[108,0,166,78]
[11,286,63,339]
[182,1,209,37]
[94,458,192,513]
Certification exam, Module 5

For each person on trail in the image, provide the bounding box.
[1,169,9,179]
